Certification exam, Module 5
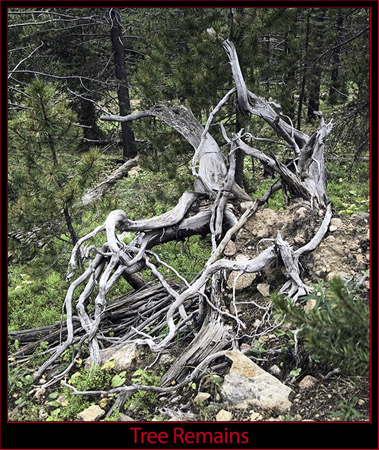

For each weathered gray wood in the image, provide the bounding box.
[81,156,139,205]
[101,104,251,202]
[223,39,331,208]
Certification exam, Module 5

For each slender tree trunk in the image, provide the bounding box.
[63,207,79,246]
[307,10,326,122]
[329,10,345,104]
[109,8,136,158]
[307,66,322,121]
[297,10,310,130]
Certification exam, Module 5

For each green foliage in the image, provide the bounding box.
[154,236,211,281]
[330,396,362,421]
[47,366,113,421]
[327,162,370,215]
[272,276,370,376]
[8,266,67,330]
[124,368,162,419]
[8,364,34,405]
[8,78,103,257]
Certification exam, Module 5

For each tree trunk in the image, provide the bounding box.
[329,10,345,104]
[297,9,310,130]
[109,8,136,158]
[307,10,326,122]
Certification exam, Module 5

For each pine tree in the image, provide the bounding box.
[8,79,102,260]
[272,277,370,376]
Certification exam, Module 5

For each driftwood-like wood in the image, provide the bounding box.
[223,39,332,208]
[22,39,335,404]
[82,156,139,205]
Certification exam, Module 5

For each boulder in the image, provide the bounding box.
[222,350,292,414]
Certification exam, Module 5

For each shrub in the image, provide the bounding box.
[272,276,370,376]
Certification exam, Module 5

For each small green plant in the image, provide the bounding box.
[331,397,362,421]
[124,368,162,420]
[47,366,113,421]
[8,365,34,406]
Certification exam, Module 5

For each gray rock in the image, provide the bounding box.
[194,392,211,403]
[250,411,263,421]
[257,283,270,297]
[222,350,292,414]
[298,375,318,391]
[85,343,138,372]
[224,240,237,257]
[77,405,105,422]
[119,413,135,421]
[329,218,343,232]
[304,299,317,314]
[268,364,281,377]
[227,255,257,290]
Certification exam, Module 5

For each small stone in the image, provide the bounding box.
[34,387,46,401]
[304,299,317,314]
[77,405,105,422]
[358,399,365,406]
[250,411,263,421]
[327,271,349,281]
[269,365,281,377]
[240,343,251,352]
[216,409,233,421]
[194,392,211,403]
[295,207,308,219]
[224,240,237,257]
[329,218,342,232]
[298,375,318,391]
[257,283,270,298]
[119,413,135,421]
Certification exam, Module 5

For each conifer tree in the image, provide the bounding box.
[8,79,102,260]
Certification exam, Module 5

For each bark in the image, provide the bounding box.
[109,8,135,158]
[101,104,251,202]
